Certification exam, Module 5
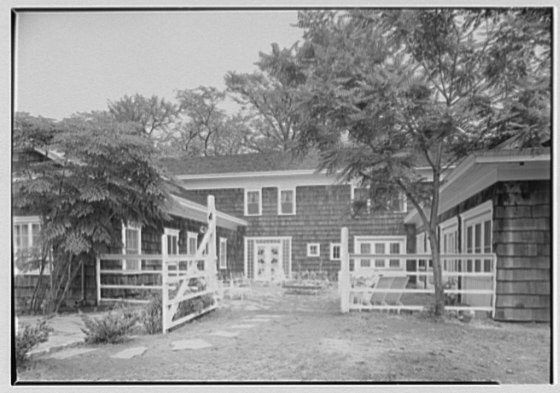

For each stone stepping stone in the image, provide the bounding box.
[171,339,212,351]
[111,346,147,359]
[49,347,97,360]
[244,318,272,323]
[209,330,240,338]
[229,324,256,329]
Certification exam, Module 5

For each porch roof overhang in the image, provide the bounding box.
[167,194,248,231]
[404,148,551,227]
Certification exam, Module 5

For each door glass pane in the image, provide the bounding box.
[389,243,400,254]
[389,259,400,268]
[375,259,385,268]
[375,243,385,254]
[360,259,370,268]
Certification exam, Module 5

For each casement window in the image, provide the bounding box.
[461,201,493,273]
[219,237,227,269]
[307,243,320,257]
[330,243,341,261]
[278,188,296,215]
[245,189,262,216]
[162,228,180,256]
[13,216,49,275]
[187,231,198,256]
[122,223,141,271]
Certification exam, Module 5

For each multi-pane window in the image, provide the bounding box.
[352,186,407,213]
[330,243,341,260]
[355,237,406,271]
[219,238,227,269]
[307,243,320,257]
[187,232,198,256]
[245,189,261,216]
[162,228,179,256]
[123,223,141,271]
[278,188,296,215]
[13,218,47,275]
[461,201,493,273]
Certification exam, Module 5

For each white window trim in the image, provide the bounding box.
[278,187,296,216]
[187,231,198,256]
[460,200,493,256]
[353,236,407,270]
[13,216,49,275]
[122,222,142,271]
[161,228,180,256]
[439,217,459,254]
[330,243,341,261]
[460,200,493,223]
[351,186,407,213]
[244,188,262,216]
[219,237,227,269]
[307,243,320,257]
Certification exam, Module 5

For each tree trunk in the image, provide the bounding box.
[429,227,445,317]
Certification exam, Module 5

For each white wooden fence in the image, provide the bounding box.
[96,196,219,333]
[338,227,497,317]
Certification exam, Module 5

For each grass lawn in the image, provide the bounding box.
[17,285,550,383]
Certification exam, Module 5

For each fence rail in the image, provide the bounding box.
[96,195,220,333]
[339,227,497,317]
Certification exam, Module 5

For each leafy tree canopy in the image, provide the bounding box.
[295,8,551,315]
[13,111,170,313]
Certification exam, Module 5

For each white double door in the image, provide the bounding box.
[255,243,283,282]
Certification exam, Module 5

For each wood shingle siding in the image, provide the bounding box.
[438,180,551,322]
[182,184,410,279]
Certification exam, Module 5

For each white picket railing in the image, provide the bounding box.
[96,196,219,333]
[339,227,497,317]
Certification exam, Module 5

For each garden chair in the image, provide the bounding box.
[222,273,251,300]
[384,275,409,314]
[370,275,395,306]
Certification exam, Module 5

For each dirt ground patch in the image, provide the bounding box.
[17,284,551,383]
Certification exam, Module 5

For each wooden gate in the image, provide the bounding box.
[96,196,220,333]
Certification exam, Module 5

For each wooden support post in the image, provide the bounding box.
[96,257,101,306]
[340,227,350,313]
[161,258,169,333]
[207,195,218,298]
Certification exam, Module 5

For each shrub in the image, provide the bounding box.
[139,293,162,335]
[80,305,139,344]
[15,319,52,368]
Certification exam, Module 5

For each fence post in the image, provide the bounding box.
[207,195,218,295]
[161,258,168,333]
[340,227,350,313]
[96,256,101,306]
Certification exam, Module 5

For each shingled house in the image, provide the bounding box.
[12,148,247,311]
[405,146,551,322]
[159,152,430,282]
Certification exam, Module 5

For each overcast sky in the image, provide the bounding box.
[15,10,303,120]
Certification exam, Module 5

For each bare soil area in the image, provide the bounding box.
[18,284,550,383]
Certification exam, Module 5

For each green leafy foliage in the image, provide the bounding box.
[15,319,53,368]
[13,111,170,314]
[80,305,139,344]
[225,43,306,152]
[295,9,550,316]
[139,293,163,335]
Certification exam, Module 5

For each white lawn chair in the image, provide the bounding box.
[370,276,395,305]
[384,275,409,313]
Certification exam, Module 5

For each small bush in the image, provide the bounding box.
[139,293,162,335]
[80,305,139,344]
[16,319,52,368]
